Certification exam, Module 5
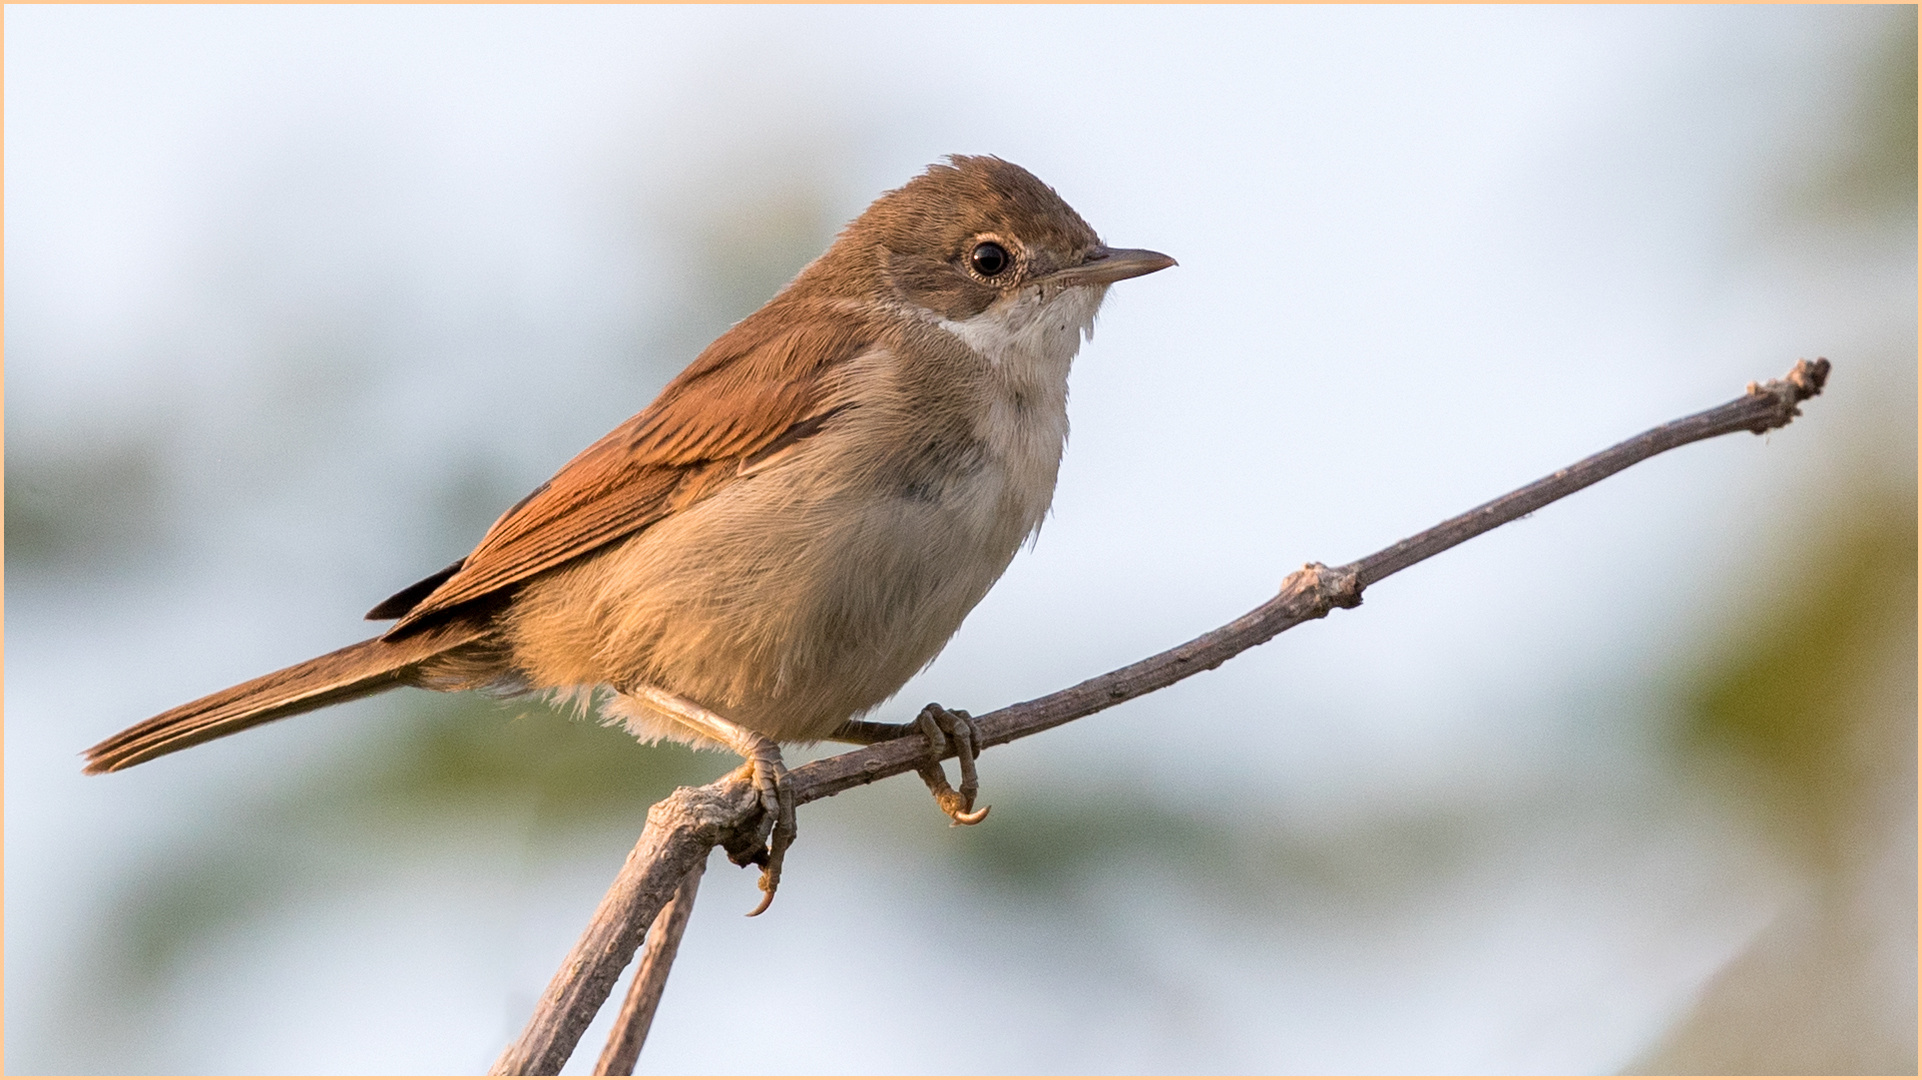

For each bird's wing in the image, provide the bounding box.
[381,303,874,635]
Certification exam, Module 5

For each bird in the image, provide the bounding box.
[84,154,1176,912]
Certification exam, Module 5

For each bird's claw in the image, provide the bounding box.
[914,703,990,826]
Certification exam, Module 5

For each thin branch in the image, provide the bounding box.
[489,784,759,1075]
[594,858,707,1075]
[788,357,1830,799]
[490,358,1829,1075]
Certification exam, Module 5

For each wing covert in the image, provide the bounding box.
[382,303,875,635]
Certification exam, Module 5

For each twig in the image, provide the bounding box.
[490,358,1830,1075]
[489,784,761,1075]
[594,858,707,1075]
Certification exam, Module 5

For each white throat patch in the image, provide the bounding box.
[935,284,1108,379]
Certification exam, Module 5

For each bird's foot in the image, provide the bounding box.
[827,705,990,825]
[729,738,795,917]
[620,684,796,916]
[913,703,989,826]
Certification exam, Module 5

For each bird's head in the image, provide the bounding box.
[803,155,1175,337]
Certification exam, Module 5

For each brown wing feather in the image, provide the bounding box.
[384,301,873,635]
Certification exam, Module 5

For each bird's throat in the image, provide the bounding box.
[935,283,1107,386]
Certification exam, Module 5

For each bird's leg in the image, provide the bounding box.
[623,685,794,916]
[830,703,989,826]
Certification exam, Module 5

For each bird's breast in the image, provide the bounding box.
[923,281,1103,544]
[501,303,1092,742]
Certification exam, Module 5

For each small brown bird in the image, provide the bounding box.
[85,155,1175,910]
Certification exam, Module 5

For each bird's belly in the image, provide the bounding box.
[502,431,1057,744]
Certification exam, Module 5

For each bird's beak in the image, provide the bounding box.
[1047,245,1177,288]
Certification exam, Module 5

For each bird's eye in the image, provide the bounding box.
[969,241,1011,278]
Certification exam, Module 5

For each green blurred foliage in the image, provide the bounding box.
[104,691,721,991]
[938,784,1479,912]
[1642,11,1917,1069]
[1680,5,1919,865]
[1796,7,1917,222]
[1677,490,1916,860]
[332,693,720,824]
[1643,479,1916,1072]
[4,434,172,573]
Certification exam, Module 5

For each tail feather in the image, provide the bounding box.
[84,620,487,774]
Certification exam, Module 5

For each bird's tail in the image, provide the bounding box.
[84,619,488,774]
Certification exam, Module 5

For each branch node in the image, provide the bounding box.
[1744,356,1831,433]
[1283,561,1365,616]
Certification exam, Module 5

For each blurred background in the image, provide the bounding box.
[5,6,1914,1073]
